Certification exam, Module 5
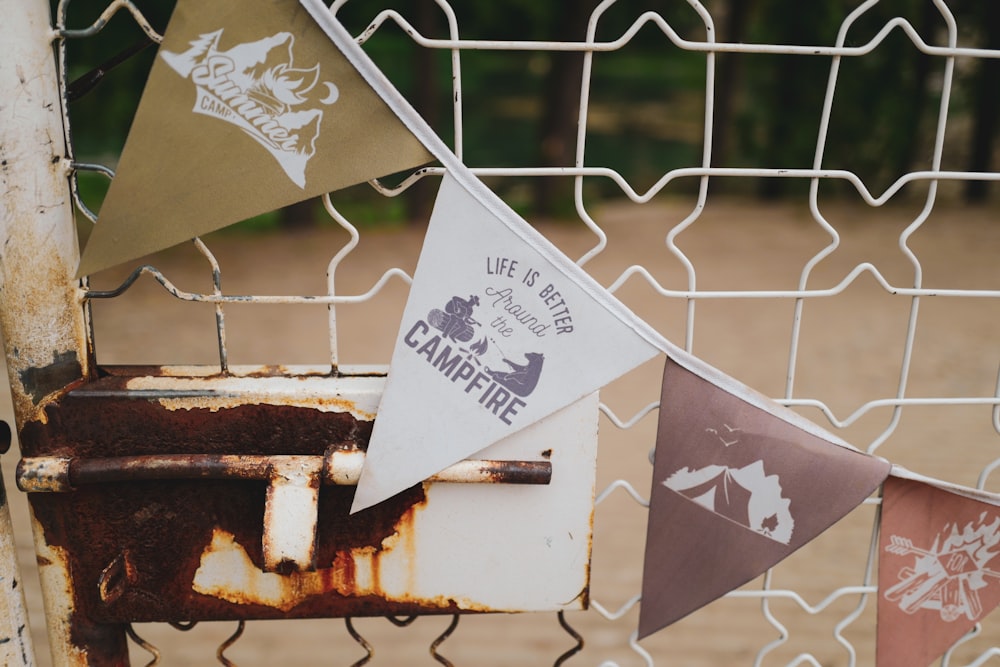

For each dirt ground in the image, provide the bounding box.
[2,197,998,665]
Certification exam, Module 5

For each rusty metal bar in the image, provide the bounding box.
[16,451,553,492]
[326,450,552,486]
[18,449,553,578]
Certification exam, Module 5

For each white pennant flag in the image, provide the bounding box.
[295,1,661,512]
[303,0,846,515]
[351,171,660,511]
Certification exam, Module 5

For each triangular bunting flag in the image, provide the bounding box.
[274,2,663,514]
[77,0,433,276]
[350,171,661,512]
[877,471,1000,667]
[638,357,891,638]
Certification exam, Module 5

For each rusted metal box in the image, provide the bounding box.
[17,365,598,625]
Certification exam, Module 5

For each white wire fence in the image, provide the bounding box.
[9,0,1000,664]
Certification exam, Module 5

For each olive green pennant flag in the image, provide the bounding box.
[77,0,433,276]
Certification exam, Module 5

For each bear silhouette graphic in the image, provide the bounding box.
[486,352,544,397]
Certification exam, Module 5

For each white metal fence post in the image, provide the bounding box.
[0,425,34,667]
[0,0,104,664]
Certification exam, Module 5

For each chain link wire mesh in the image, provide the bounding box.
[8,0,999,664]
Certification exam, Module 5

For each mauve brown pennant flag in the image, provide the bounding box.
[877,473,1000,667]
[638,357,891,639]
[77,0,433,276]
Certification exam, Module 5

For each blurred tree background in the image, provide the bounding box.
[57,0,1000,229]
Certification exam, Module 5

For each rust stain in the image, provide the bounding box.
[193,529,311,612]
[0,267,89,426]
[580,500,596,610]
[190,491,440,613]
[20,370,481,624]
[368,547,383,599]
[477,459,551,485]
[19,378,372,460]
[98,552,138,605]
[16,365,553,636]
[152,394,375,421]
[190,528,449,614]
[115,369,381,421]
[29,527,95,665]
[236,365,302,378]
[17,349,82,405]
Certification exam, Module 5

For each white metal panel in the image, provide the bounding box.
[183,374,599,613]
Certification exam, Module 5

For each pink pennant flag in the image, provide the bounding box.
[638,357,891,638]
[878,471,1000,667]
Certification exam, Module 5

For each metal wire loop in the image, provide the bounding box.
[125,624,161,667]
[429,614,460,666]
[345,617,374,667]
[553,611,584,666]
[216,621,245,667]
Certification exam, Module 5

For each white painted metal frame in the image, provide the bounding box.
[4,0,998,665]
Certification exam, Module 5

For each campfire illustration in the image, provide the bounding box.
[884,514,1000,622]
[161,29,339,187]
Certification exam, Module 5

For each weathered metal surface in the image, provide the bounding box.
[0,0,93,662]
[0,472,34,666]
[19,367,598,627]
[325,450,553,485]
[18,456,73,493]
[263,456,323,573]
[19,449,553,579]
[17,452,553,490]
[0,2,89,425]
